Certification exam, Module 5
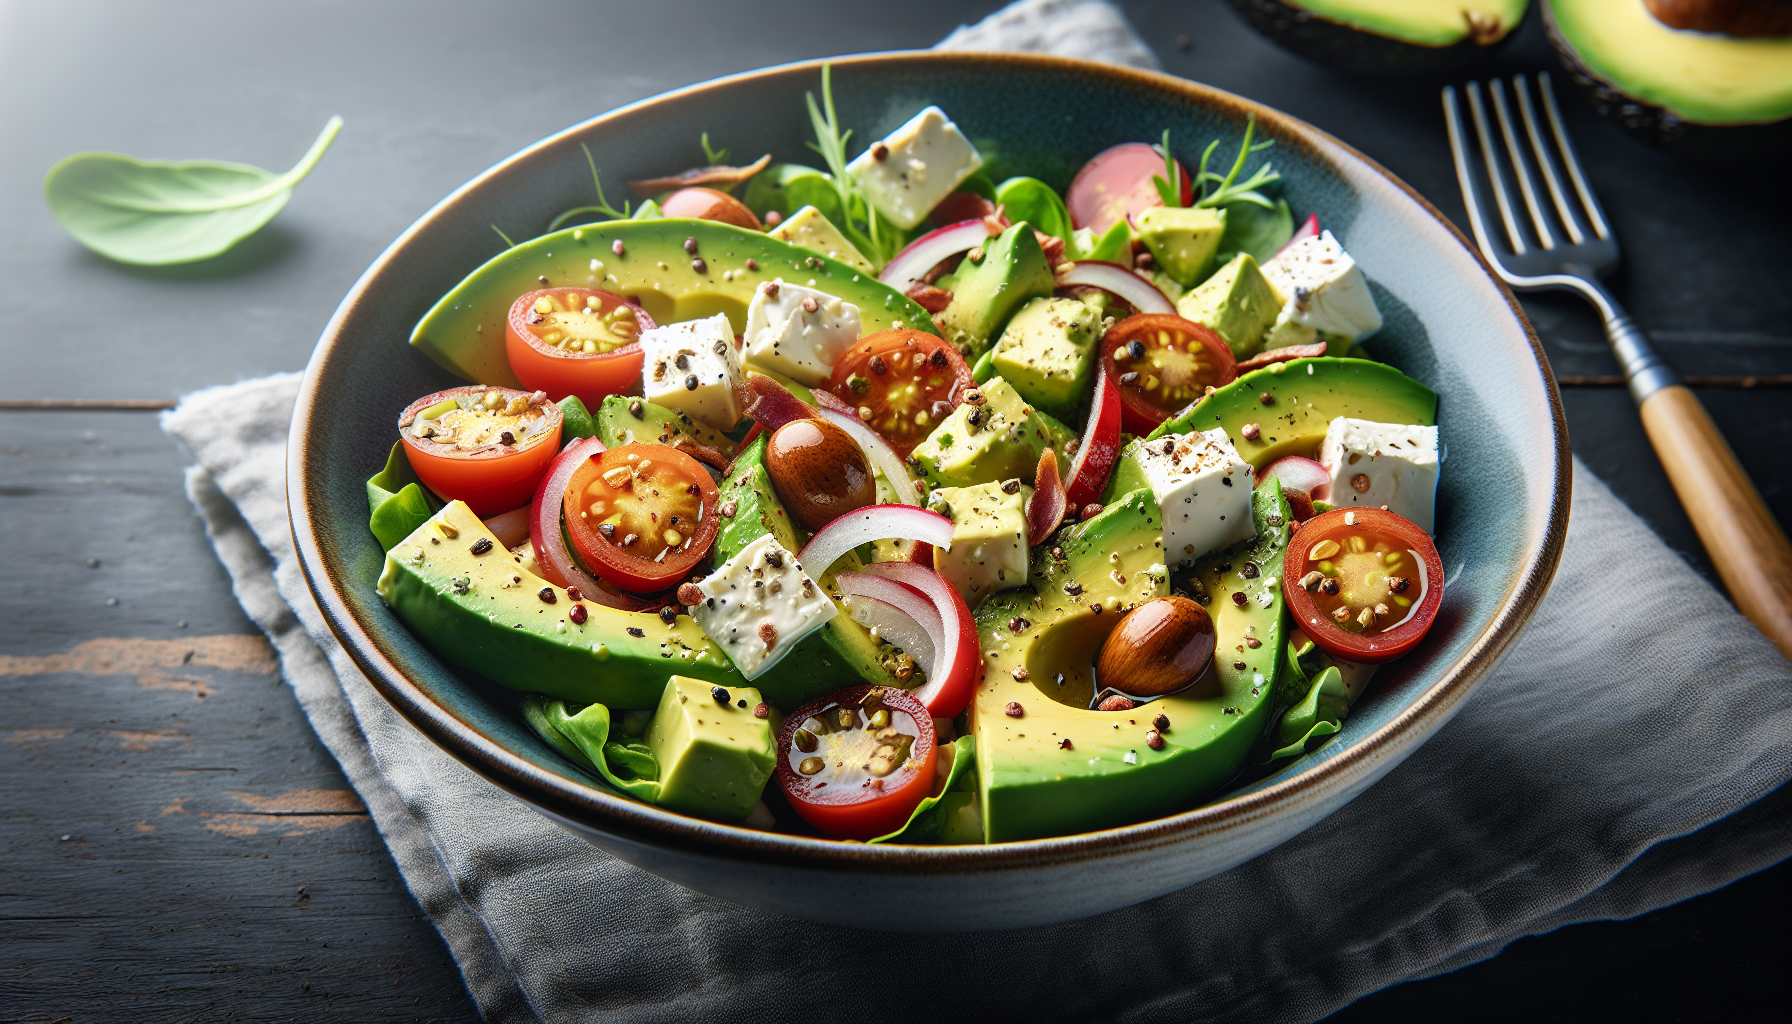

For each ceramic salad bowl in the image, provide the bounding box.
[288,51,1568,931]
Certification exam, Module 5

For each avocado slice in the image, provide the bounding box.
[377,502,743,708]
[411,219,937,388]
[989,296,1104,418]
[767,205,875,275]
[933,223,1055,359]
[592,395,735,453]
[1134,206,1227,287]
[1145,357,1438,465]
[1546,0,1792,157]
[909,376,1061,490]
[1176,253,1281,359]
[970,481,1295,842]
[1228,0,1527,77]
[708,434,894,708]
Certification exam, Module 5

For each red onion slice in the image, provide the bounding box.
[1054,261,1175,315]
[836,585,939,683]
[529,436,617,603]
[743,372,817,432]
[879,219,989,291]
[483,506,532,550]
[1065,366,1122,510]
[796,504,955,579]
[1273,213,1319,261]
[856,562,977,718]
[1026,448,1067,546]
[1259,455,1331,500]
[816,408,919,508]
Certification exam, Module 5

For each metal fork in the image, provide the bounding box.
[1444,73,1792,657]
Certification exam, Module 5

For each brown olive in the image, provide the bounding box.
[659,187,763,231]
[1094,596,1216,697]
[765,418,876,531]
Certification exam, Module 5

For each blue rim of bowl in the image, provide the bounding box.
[289,51,1570,872]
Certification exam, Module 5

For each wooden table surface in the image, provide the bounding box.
[3,1,1786,1020]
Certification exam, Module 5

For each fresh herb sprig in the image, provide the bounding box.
[1152,115,1281,212]
[547,142,632,231]
[804,64,898,265]
[700,132,729,166]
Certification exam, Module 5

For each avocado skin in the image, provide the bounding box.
[1545,2,1792,159]
[971,482,1295,842]
[378,502,743,709]
[1226,0,1523,78]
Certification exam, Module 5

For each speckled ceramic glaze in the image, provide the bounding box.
[289,53,1568,931]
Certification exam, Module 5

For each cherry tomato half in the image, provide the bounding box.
[562,443,720,593]
[777,684,938,841]
[1282,507,1444,664]
[399,386,563,516]
[660,187,763,230]
[1099,314,1237,436]
[825,329,973,456]
[505,287,653,408]
[1067,142,1192,236]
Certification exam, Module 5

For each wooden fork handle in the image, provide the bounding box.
[1638,384,1792,658]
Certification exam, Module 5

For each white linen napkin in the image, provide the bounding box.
[162,3,1792,1021]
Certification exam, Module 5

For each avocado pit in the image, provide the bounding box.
[1093,595,1217,697]
[764,418,877,532]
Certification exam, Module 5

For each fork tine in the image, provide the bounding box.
[1441,85,1505,266]
[1463,81,1528,256]
[1537,71,1611,241]
[1512,74,1585,246]
[1488,78,1556,249]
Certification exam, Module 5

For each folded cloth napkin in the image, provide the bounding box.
[162,3,1791,1021]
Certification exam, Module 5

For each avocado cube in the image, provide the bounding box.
[1135,206,1226,287]
[767,205,875,275]
[990,297,1104,417]
[933,223,1054,359]
[646,675,776,823]
[845,106,983,230]
[910,377,1056,489]
[640,313,745,431]
[742,278,862,387]
[1176,253,1281,358]
[929,481,1032,607]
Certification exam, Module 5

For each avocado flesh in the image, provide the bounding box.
[377,502,742,708]
[1548,0,1792,127]
[709,435,892,709]
[592,395,734,453]
[411,219,937,387]
[1292,0,1528,46]
[1176,253,1282,359]
[971,483,1294,842]
[989,296,1103,418]
[1134,207,1227,288]
[910,376,1061,489]
[1145,358,1438,466]
[1227,0,1526,77]
[647,675,777,823]
[933,223,1055,359]
[767,205,875,275]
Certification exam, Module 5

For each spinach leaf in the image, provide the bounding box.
[366,441,440,552]
[869,735,977,844]
[994,176,1072,240]
[44,116,342,266]
[1213,196,1293,266]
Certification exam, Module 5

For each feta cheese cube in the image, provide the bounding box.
[1260,230,1382,349]
[1318,417,1440,533]
[846,106,983,230]
[928,480,1032,606]
[689,534,837,680]
[1131,428,1256,566]
[640,313,743,431]
[741,279,862,386]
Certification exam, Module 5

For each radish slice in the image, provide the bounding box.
[797,504,954,579]
[879,219,989,291]
[1273,214,1319,260]
[817,408,919,508]
[742,372,816,433]
[529,436,617,603]
[1026,448,1067,546]
[1065,365,1122,509]
[856,562,977,718]
[837,589,938,681]
[1259,455,1331,500]
[483,506,532,550]
[1054,261,1175,315]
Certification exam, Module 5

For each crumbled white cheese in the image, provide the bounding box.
[688,534,836,679]
[741,279,862,386]
[846,106,983,230]
[1260,230,1382,349]
[1318,417,1440,533]
[639,313,744,431]
[1130,428,1256,566]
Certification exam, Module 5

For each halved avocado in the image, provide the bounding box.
[1226,0,1528,77]
[410,218,938,387]
[1546,0,1792,158]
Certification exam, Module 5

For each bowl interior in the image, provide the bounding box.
[291,53,1565,863]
